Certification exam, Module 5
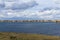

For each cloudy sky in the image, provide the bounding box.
[0,0,60,20]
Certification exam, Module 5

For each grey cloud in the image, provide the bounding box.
[4,0,17,2]
[0,4,5,10]
[11,1,38,10]
[39,7,60,12]
[0,0,38,11]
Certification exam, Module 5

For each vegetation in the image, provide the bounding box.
[0,32,60,40]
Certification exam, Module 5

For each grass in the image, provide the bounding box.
[0,32,60,40]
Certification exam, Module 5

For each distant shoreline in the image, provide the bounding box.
[0,20,60,22]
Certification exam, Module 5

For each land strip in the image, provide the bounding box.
[0,20,60,22]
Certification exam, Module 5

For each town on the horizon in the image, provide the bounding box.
[0,20,60,22]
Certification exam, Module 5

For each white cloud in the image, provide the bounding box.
[53,0,60,4]
[0,9,60,20]
[0,0,60,20]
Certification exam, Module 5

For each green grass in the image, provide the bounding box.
[0,32,60,40]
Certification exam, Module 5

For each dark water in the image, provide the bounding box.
[0,22,60,36]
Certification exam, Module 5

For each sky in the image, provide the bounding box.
[0,0,60,20]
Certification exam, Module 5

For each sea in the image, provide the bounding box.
[0,22,60,36]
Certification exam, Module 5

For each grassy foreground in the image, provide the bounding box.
[0,32,60,40]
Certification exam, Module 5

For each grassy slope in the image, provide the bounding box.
[0,32,60,40]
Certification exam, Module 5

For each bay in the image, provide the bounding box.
[0,22,60,36]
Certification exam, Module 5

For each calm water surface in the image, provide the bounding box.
[0,22,60,36]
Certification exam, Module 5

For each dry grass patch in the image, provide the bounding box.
[0,32,59,40]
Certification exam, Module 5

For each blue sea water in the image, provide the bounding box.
[0,22,60,36]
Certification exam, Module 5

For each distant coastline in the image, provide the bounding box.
[0,20,60,22]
